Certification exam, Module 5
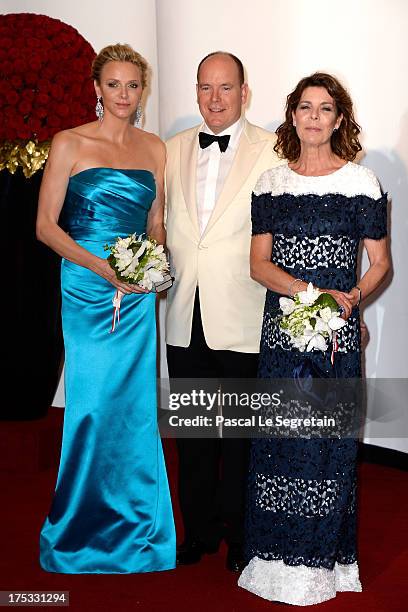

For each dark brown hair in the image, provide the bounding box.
[92,43,148,88]
[274,72,362,162]
[197,51,245,86]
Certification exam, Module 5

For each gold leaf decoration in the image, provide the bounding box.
[0,140,51,179]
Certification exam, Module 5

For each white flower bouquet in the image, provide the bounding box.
[104,233,172,332]
[279,283,346,357]
[105,233,170,290]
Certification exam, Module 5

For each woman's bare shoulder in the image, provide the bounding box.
[51,122,99,148]
[132,128,166,169]
[132,127,163,149]
[48,130,77,163]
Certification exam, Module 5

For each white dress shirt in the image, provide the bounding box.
[196,117,244,235]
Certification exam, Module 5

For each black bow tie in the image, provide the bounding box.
[199,132,230,153]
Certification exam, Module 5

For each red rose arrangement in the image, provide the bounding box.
[0,13,96,177]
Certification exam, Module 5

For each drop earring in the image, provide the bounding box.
[96,96,104,121]
[135,103,142,127]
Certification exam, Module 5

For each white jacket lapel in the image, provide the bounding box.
[180,125,201,239]
[201,120,268,239]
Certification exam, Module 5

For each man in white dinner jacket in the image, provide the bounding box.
[165,51,282,572]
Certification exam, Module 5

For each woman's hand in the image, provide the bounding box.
[318,288,359,320]
[94,259,150,294]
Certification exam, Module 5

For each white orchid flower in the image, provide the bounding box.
[279,297,296,315]
[135,242,146,259]
[152,244,164,255]
[144,260,156,271]
[306,332,328,352]
[123,254,140,275]
[319,307,333,323]
[147,269,164,283]
[292,335,307,352]
[116,250,134,271]
[115,244,132,255]
[314,316,330,334]
[140,271,153,290]
[297,282,320,306]
[116,236,133,249]
[328,315,347,331]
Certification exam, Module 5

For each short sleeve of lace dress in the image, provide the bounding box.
[357,193,388,240]
[251,192,274,236]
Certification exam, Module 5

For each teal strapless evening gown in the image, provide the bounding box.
[39,168,176,574]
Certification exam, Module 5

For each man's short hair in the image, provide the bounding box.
[197,51,245,86]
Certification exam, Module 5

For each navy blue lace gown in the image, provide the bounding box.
[238,162,387,605]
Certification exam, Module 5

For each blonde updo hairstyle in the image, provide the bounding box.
[91,43,148,88]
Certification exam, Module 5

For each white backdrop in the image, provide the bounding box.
[3,0,407,452]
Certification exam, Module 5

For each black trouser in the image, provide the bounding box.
[166,290,258,547]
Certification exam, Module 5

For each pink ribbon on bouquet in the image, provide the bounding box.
[110,290,124,333]
[331,331,338,366]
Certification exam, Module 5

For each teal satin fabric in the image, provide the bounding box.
[40,169,176,574]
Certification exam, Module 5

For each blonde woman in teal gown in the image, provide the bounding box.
[36,44,175,574]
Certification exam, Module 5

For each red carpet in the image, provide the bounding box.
[1,408,407,611]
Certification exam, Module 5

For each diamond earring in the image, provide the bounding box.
[135,103,142,127]
[96,96,104,121]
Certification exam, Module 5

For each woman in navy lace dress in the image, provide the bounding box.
[238,73,390,605]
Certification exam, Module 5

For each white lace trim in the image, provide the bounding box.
[253,161,382,200]
[238,557,362,606]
